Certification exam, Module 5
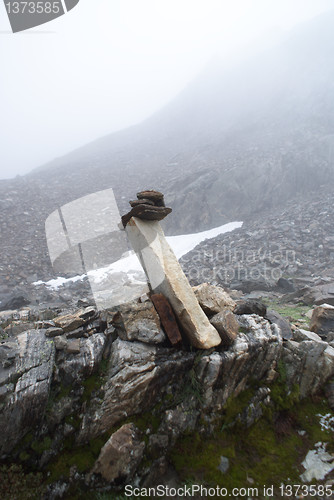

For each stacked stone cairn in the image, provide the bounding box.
[121,190,172,228]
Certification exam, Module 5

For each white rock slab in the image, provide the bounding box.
[125,217,221,349]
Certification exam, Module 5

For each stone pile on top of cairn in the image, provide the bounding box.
[121,190,172,227]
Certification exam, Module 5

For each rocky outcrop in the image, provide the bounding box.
[77,338,195,443]
[196,314,282,411]
[283,332,334,398]
[0,330,55,456]
[1,283,334,495]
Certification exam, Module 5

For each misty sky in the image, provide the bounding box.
[1,0,333,180]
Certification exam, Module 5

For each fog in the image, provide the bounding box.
[0,0,333,180]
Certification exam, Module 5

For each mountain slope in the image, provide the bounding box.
[1,11,334,288]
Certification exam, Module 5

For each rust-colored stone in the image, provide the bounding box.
[151,293,182,347]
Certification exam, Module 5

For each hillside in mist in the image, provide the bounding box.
[1,10,334,286]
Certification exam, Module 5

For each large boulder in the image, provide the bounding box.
[91,423,145,483]
[192,283,236,316]
[195,314,282,410]
[234,299,267,317]
[302,283,334,307]
[282,333,334,397]
[210,309,239,345]
[113,301,166,345]
[77,339,195,443]
[310,304,334,338]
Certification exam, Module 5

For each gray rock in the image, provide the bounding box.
[276,277,295,292]
[57,332,106,385]
[195,314,282,410]
[234,299,267,317]
[282,339,334,398]
[266,310,292,340]
[193,283,236,316]
[210,309,239,345]
[302,283,334,306]
[45,327,64,338]
[66,339,81,354]
[159,407,199,447]
[53,335,68,351]
[292,329,323,343]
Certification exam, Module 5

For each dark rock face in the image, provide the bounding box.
[0,330,55,456]
[0,294,31,312]
[276,277,295,293]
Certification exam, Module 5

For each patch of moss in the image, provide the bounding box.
[47,443,97,482]
[65,413,82,430]
[262,298,310,325]
[269,360,300,411]
[19,451,31,462]
[0,464,45,500]
[81,373,105,402]
[222,387,256,428]
[81,358,110,403]
[31,436,52,454]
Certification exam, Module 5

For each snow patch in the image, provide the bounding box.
[300,442,334,482]
[34,221,243,290]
